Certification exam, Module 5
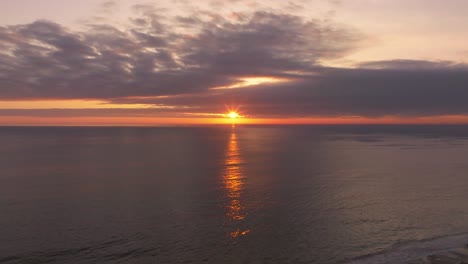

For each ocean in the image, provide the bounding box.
[2,125,468,264]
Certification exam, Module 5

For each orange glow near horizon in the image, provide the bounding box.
[0,99,156,109]
[2,115,468,126]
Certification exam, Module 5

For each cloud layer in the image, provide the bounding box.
[1,2,467,119]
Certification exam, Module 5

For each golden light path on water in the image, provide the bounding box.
[223,127,250,238]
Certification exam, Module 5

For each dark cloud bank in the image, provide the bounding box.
[0,5,467,118]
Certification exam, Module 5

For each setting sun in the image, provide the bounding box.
[228,112,239,119]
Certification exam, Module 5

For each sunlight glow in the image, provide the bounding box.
[0,99,157,109]
[211,76,290,90]
[228,111,239,119]
[223,130,250,238]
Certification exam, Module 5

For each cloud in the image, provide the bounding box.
[109,63,468,118]
[358,60,465,70]
[182,11,359,75]
[1,3,467,119]
[0,8,358,100]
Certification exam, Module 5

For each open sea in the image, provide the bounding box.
[2,125,468,264]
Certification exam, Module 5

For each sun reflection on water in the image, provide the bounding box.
[223,128,250,238]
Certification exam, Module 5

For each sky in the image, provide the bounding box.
[1,0,468,125]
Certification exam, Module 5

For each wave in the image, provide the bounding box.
[346,232,468,264]
[0,235,157,264]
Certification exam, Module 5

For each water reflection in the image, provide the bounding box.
[223,128,250,238]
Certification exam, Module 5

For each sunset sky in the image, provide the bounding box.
[1,0,468,125]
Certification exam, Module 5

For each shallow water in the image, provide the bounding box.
[2,125,468,264]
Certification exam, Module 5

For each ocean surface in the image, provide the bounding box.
[2,125,468,264]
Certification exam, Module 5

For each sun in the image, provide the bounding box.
[228,111,239,119]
